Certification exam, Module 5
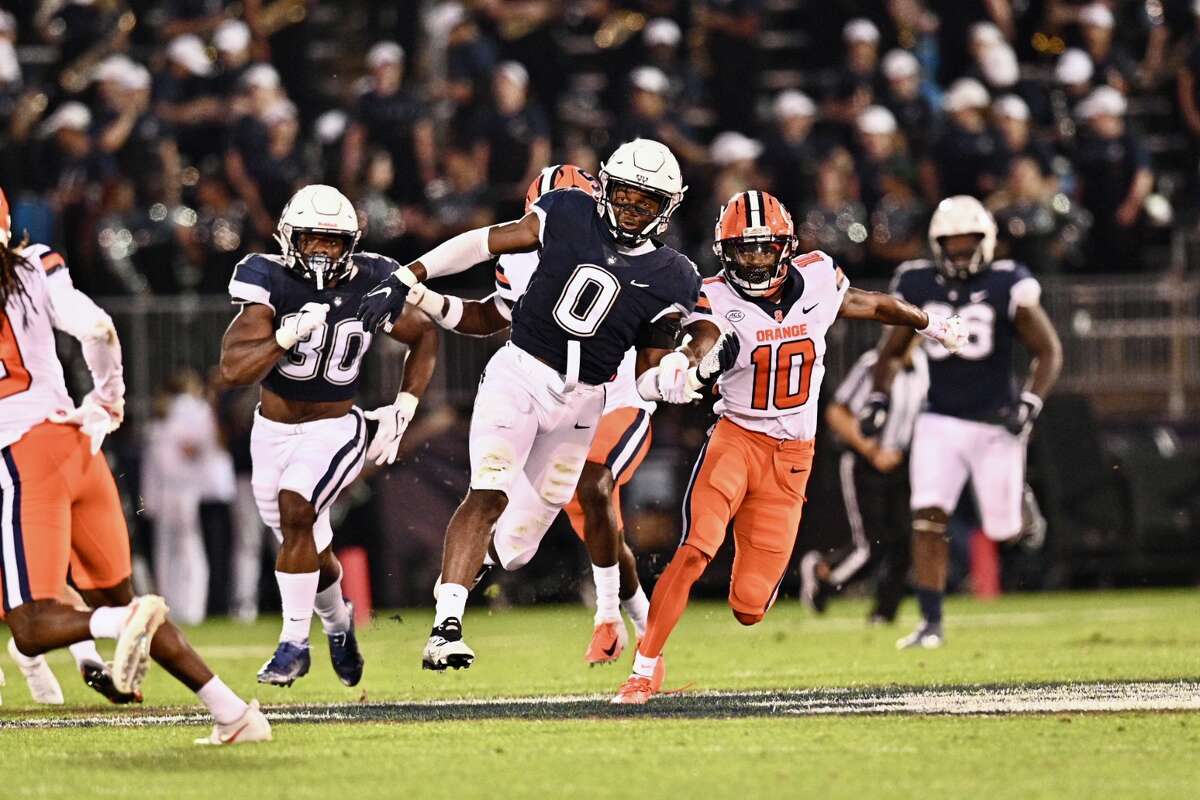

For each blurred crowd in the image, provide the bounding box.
[1,0,1198,293]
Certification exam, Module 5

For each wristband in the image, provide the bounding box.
[395,391,419,416]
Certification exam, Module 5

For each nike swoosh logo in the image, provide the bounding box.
[630,281,651,288]
[602,641,619,657]
[286,617,308,623]
[790,467,806,473]
[220,722,250,744]
[574,423,590,430]
[366,286,392,298]
[802,303,819,313]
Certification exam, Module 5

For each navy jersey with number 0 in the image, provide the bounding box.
[228,252,398,402]
[511,188,701,385]
[891,259,1040,421]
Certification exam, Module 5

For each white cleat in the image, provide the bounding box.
[896,623,944,650]
[6,638,64,704]
[194,699,272,746]
[421,617,475,671]
[112,595,169,695]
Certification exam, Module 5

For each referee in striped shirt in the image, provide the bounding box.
[800,340,927,623]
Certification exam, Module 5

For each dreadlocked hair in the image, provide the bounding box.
[0,233,33,317]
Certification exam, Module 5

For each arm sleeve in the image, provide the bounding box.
[228,255,274,310]
[1008,263,1042,319]
[43,266,125,403]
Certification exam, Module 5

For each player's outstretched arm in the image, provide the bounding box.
[358,214,540,332]
[840,288,967,354]
[405,284,511,337]
[861,326,915,438]
[218,302,323,387]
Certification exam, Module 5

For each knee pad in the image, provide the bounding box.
[729,571,777,622]
[534,445,588,507]
[471,438,519,492]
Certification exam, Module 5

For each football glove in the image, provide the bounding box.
[1002,391,1043,437]
[275,302,328,350]
[639,350,700,404]
[693,328,741,389]
[49,394,120,454]
[357,268,417,333]
[858,391,890,439]
[917,312,968,354]
[363,392,419,466]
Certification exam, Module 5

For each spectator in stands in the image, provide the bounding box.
[99,60,181,208]
[0,11,21,108]
[427,145,496,240]
[231,100,307,235]
[643,17,702,110]
[880,49,936,159]
[1077,3,1137,93]
[696,0,762,134]
[213,19,255,98]
[824,18,882,144]
[443,6,498,137]
[762,90,820,214]
[225,64,289,243]
[1050,48,1095,139]
[155,34,224,165]
[162,0,226,39]
[987,156,1062,274]
[854,106,926,274]
[616,66,707,166]
[1074,86,1154,271]
[992,94,1058,194]
[177,171,250,292]
[922,78,999,201]
[472,61,550,219]
[1178,4,1200,141]
[341,41,436,206]
[797,148,868,272]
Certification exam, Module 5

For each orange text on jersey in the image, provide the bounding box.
[756,324,807,342]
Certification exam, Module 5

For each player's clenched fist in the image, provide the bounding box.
[275,302,328,349]
[917,312,967,354]
[357,271,412,333]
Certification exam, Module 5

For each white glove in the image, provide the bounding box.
[918,312,968,354]
[48,395,119,454]
[363,392,419,466]
[649,350,700,404]
[275,302,329,349]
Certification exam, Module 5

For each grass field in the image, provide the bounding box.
[4,589,1199,799]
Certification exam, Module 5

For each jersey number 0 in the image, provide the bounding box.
[552,265,621,336]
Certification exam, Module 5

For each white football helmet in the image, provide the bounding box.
[928,195,997,281]
[275,184,361,289]
[597,138,686,246]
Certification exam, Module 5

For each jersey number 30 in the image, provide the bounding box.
[750,339,816,410]
[276,317,368,385]
[552,265,621,336]
[0,312,32,400]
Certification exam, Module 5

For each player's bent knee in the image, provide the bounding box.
[470,439,519,492]
[536,450,589,507]
[6,601,58,655]
[732,610,764,626]
[576,464,614,508]
[278,491,317,542]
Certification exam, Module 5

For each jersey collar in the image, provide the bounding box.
[732,270,806,322]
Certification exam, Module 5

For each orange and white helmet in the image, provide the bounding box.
[524,164,600,213]
[712,190,796,296]
[0,186,11,248]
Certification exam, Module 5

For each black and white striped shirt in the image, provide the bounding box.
[832,348,928,453]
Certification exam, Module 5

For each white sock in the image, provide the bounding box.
[197,676,249,726]
[314,573,351,634]
[632,650,659,679]
[434,583,469,627]
[621,586,650,637]
[68,640,103,668]
[592,564,621,624]
[276,570,319,643]
[88,605,128,639]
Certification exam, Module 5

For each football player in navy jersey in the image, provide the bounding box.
[358,139,706,671]
[219,184,439,687]
[864,195,1062,649]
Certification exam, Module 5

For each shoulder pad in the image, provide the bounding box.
[353,251,400,279]
[990,260,1017,272]
[229,253,281,307]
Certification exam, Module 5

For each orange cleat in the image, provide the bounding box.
[610,675,655,705]
[585,620,628,664]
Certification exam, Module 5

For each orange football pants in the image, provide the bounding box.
[563,406,652,538]
[680,417,814,619]
[0,422,131,618]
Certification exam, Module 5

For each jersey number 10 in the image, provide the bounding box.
[750,339,815,410]
[0,312,32,399]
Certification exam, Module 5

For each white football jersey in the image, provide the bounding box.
[493,251,654,415]
[0,244,76,449]
[686,251,849,440]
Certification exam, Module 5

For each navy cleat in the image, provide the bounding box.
[257,640,311,686]
[327,601,364,687]
[896,622,944,650]
[81,660,142,704]
[421,617,475,671]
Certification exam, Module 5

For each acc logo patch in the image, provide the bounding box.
[726,309,745,322]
